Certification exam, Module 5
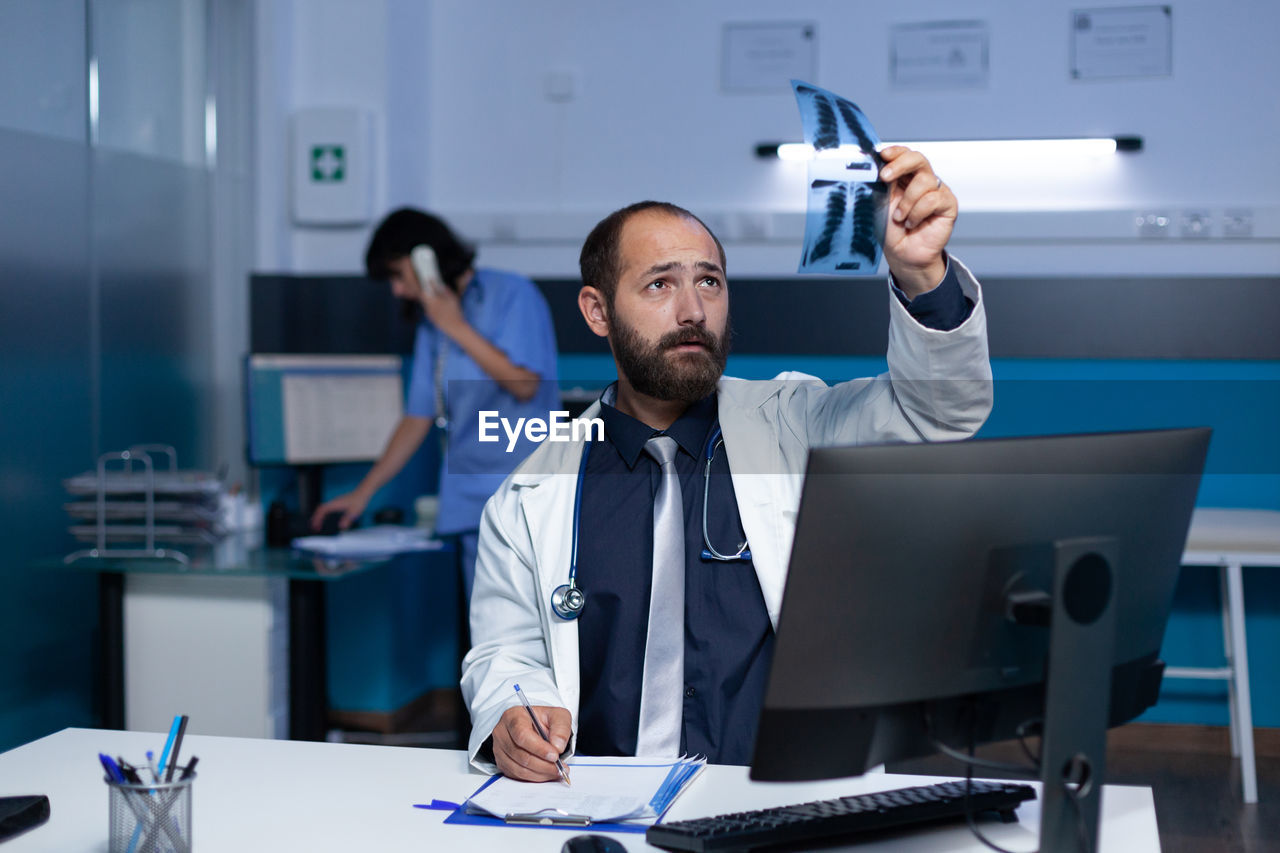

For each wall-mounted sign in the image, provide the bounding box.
[1071,6,1172,80]
[891,21,989,90]
[291,108,372,226]
[722,21,817,93]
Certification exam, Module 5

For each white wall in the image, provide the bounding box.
[0,0,86,142]
[257,0,1280,277]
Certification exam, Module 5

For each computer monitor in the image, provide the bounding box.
[245,354,404,519]
[750,427,1210,852]
[246,354,404,466]
[249,274,416,355]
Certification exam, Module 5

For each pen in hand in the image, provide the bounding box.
[513,683,571,786]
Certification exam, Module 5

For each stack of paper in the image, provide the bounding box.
[463,755,706,827]
[291,525,444,559]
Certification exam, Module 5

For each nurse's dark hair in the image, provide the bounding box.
[365,207,476,287]
[579,201,726,304]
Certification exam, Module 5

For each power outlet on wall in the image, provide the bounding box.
[491,216,517,242]
[736,212,771,241]
[1136,211,1172,239]
[544,69,579,102]
[1222,209,1254,238]
[1180,210,1212,239]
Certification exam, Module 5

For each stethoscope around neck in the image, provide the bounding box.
[550,426,752,620]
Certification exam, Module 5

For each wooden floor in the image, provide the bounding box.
[888,723,1280,852]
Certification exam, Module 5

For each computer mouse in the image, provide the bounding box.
[318,512,343,536]
[561,833,628,853]
[372,507,404,525]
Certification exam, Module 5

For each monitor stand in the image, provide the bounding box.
[296,464,325,522]
[268,464,328,544]
[1007,536,1118,853]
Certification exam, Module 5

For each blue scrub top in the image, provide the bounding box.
[405,267,560,535]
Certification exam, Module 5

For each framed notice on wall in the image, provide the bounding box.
[1071,5,1172,79]
[890,21,990,90]
[721,21,817,93]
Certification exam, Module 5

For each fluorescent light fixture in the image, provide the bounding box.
[88,57,99,144]
[205,95,217,168]
[757,136,1142,161]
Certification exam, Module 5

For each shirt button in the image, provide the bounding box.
[685,686,696,698]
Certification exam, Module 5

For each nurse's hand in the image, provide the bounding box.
[310,490,369,532]
[492,704,573,782]
[878,145,956,298]
[420,280,467,338]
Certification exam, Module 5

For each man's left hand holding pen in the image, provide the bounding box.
[491,697,573,784]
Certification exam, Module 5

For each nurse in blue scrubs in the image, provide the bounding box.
[311,208,560,601]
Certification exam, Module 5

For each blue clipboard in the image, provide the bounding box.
[443,759,703,835]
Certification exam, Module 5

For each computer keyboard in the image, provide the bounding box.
[645,779,1036,852]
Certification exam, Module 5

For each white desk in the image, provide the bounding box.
[1170,507,1280,805]
[0,728,1160,852]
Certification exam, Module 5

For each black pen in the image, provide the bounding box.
[513,684,570,786]
[116,757,143,785]
[180,756,199,780]
[164,715,189,782]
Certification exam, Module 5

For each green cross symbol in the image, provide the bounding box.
[311,145,346,182]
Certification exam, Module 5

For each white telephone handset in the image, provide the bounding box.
[410,244,447,297]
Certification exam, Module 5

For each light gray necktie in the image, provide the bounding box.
[636,434,685,756]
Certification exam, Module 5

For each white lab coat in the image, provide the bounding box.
[461,260,993,772]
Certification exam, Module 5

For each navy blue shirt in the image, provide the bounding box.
[574,264,971,765]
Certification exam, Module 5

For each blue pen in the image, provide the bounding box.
[100,753,145,853]
[156,715,184,784]
[164,715,188,782]
[98,752,126,783]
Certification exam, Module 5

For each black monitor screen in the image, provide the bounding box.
[751,427,1210,783]
[250,274,416,355]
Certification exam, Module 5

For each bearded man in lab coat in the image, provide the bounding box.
[461,146,993,779]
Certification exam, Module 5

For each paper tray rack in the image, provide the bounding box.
[63,444,225,564]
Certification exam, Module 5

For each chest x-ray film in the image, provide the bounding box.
[792,80,889,275]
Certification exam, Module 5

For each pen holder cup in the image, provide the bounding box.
[106,774,195,853]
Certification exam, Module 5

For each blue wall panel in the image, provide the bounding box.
[325,551,461,714]
[0,130,98,752]
[0,109,218,755]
